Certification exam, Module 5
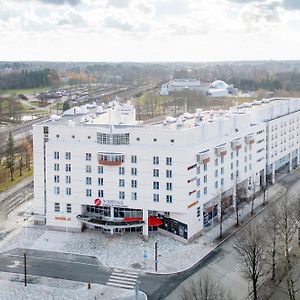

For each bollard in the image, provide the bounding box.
[88,283,91,289]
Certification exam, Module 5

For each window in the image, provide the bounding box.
[54,202,60,212]
[97,132,130,145]
[236,160,239,167]
[197,207,201,218]
[56,134,59,138]
[88,136,91,140]
[215,181,218,188]
[221,178,224,186]
[221,156,224,164]
[119,191,125,199]
[204,175,207,183]
[66,203,72,213]
[54,175,59,183]
[65,152,71,160]
[54,187,60,195]
[231,173,234,180]
[54,151,59,159]
[131,192,137,200]
[72,135,75,139]
[231,152,234,159]
[153,169,159,177]
[131,155,137,163]
[119,167,125,175]
[171,139,175,143]
[86,189,92,197]
[98,190,104,198]
[204,164,208,171]
[153,182,159,190]
[231,162,233,169]
[153,156,159,165]
[166,170,172,178]
[131,168,137,176]
[197,166,200,174]
[249,163,252,170]
[221,167,224,175]
[98,178,104,186]
[119,179,125,187]
[215,158,218,166]
[166,157,172,166]
[86,153,92,161]
[166,182,172,191]
[197,178,200,186]
[153,138,157,142]
[244,166,247,172]
[204,187,208,195]
[65,164,71,172]
[153,194,159,202]
[215,170,218,177]
[166,195,173,203]
[98,166,103,174]
[197,190,200,199]
[66,176,71,184]
[54,163,59,171]
[86,177,92,185]
[244,156,247,162]
[66,187,71,195]
[131,180,137,188]
[86,165,91,173]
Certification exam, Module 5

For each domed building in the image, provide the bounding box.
[208,80,237,97]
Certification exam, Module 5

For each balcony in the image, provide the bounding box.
[231,138,242,150]
[98,152,125,166]
[215,143,227,157]
[197,149,211,164]
[245,133,255,144]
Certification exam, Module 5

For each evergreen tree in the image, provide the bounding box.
[6,132,15,181]
[63,101,70,112]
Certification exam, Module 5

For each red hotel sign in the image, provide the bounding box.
[94,198,101,207]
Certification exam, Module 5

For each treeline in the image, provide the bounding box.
[86,63,170,85]
[0,69,60,90]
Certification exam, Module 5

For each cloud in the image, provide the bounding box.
[104,16,135,31]
[106,0,130,8]
[37,0,81,5]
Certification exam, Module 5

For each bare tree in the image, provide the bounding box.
[180,275,233,300]
[277,196,298,300]
[263,204,280,281]
[234,224,268,300]
[216,189,226,239]
[250,175,258,215]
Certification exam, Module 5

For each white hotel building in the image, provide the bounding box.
[32,98,300,243]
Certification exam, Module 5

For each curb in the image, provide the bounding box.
[143,184,287,276]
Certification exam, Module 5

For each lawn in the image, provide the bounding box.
[0,86,51,97]
[0,165,33,192]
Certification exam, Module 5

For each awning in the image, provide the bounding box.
[123,216,163,227]
[148,216,163,227]
[124,217,142,222]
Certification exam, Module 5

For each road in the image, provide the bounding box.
[0,173,298,299]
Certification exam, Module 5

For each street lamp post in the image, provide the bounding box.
[154,240,158,272]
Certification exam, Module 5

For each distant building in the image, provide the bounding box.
[160,79,237,97]
[160,79,209,96]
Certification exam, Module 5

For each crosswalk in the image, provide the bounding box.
[107,269,139,289]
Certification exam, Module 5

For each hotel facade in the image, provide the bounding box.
[32,98,300,243]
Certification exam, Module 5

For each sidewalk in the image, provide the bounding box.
[204,183,284,245]
[0,182,286,275]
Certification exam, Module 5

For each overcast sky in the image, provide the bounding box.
[0,0,299,62]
